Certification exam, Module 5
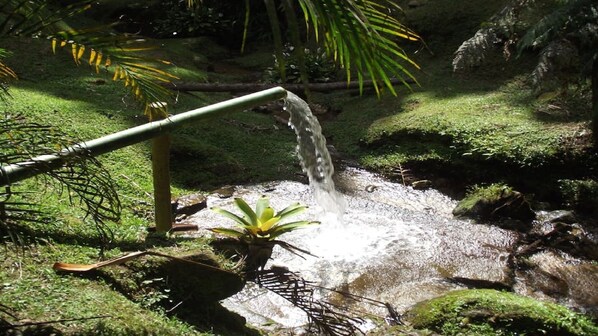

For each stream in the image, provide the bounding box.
[184,92,597,333]
[186,166,597,332]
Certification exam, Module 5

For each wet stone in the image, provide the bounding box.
[173,194,207,217]
[212,185,235,198]
[514,250,598,318]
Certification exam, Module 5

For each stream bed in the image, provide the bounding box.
[185,166,598,332]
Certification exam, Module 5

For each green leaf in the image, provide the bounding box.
[269,220,319,240]
[211,206,252,228]
[234,197,257,225]
[209,227,245,239]
[275,203,306,220]
[255,196,270,219]
[259,207,275,224]
[260,216,281,232]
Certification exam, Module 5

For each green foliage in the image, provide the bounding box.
[152,0,237,38]
[0,0,179,119]
[457,183,512,208]
[265,44,338,84]
[454,0,598,93]
[191,0,421,94]
[211,196,319,243]
[407,289,598,336]
[0,114,121,246]
[558,179,598,214]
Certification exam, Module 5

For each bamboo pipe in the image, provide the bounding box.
[0,86,288,185]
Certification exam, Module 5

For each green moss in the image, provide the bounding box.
[406,289,598,336]
[452,184,535,224]
[453,183,512,215]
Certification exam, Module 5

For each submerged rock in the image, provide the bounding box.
[405,289,598,336]
[514,250,598,318]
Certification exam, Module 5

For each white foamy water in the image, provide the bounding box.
[284,92,346,218]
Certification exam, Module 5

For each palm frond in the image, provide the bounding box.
[1,114,121,245]
[251,268,366,336]
[0,0,93,37]
[1,0,178,119]
[0,48,17,100]
[49,30,178,120]
[299,0,420,95]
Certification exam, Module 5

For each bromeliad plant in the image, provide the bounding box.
[210,196,318,271]
[210,196,319,243]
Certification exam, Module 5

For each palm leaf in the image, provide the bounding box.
[49,32,178,120]
[194,0,420,94]
[1,114,121,245]
[0,0,93,37]
[1,0,178,119]
[0,49,16,100]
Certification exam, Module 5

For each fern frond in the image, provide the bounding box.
[531,39,579,89]
[518,0,595,52]
[453,28,499,71]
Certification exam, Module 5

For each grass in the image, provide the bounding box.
[1,36,300,335]
[320,13,595,200]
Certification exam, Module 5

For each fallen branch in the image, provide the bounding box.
[163,78,414,93]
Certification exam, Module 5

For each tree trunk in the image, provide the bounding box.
[592,56,598,147]
[163,78,414,93]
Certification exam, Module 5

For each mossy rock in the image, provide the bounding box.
[453,184,535,226]
[405,289,598,336]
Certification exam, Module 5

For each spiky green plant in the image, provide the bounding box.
[210,196,319,243]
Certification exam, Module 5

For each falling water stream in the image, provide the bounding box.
[187,93,598,333]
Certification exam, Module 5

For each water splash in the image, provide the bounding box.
[284,92,346,218]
